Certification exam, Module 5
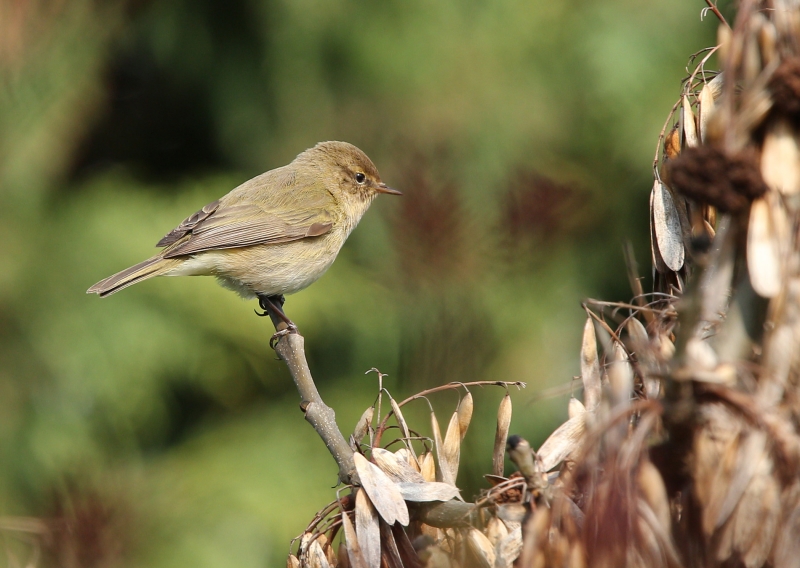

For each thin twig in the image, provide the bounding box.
[703,0,730,28]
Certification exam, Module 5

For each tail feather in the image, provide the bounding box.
[87,255,182,297]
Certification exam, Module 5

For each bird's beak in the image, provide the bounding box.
[375,183,402,195]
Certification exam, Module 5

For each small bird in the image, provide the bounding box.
[87,141,400,331]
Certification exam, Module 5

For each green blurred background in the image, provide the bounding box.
[0,1,724,566]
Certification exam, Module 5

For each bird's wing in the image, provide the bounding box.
[158,180,336,258]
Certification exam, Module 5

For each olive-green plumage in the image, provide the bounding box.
[87,141,399,298]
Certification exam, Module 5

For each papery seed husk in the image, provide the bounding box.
[355,489,381,568]
[682,95,699,148]
[466,528,496,568]
[608,342,633,406]
[717,24,731,63]
[352,407,374,450]
[396,481,461,502]
[431,410,445,483]
[379,521,403,568]
[485,517,509,547]
[493,394,513,476]
[761,119,800,195]
[309,540,331,568]
[420,451,436,482]
[537,414,585,472]
[650,186,670,274]
[637,460,671,532]
[371,447,425,483]
[580,317,601,411]
[441,412,461,486]
[353,453,409,526]
[747,196,783,298]
[567,397,585,419]
[758,17,778,66]
[287,554,301,568]
[653,181,685,272]
[699,83,716,143]
[456,392,473,441]
[338,542,351,568]
[497,503,527,524]
[341,510,368,568]
[389,398,413,458]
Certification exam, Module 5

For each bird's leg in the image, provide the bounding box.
[256,294,298,346]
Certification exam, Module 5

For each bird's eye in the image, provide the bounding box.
[355,172,366,184]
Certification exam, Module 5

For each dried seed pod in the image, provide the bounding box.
[699,83,716,143]
[580,317,601,412]
[758,17,778,67]
[664,124,681,160]
[389,397,413,454]
[717,23,731,63]
[653,181,685,272]
[637,460,671,533]
[466,528,496,568]
[441,411,462,486]
[355,489,380,568]
[396,481,461,502]
[420,451,436,482]
[372,448,425,483]
[341,509,368,568]
[537,413,585,472]
[431,409,445,483]
[496,524,523,568]
[308,539,331,568]
[650,188,670,273]
[353,453,409,526]
[747,195,784,298]
[351,407,374,450]
[287,554,301,568]
[608,342,633,406]
[493,394,513,476]
[682,95,699,148]
[485,516,509,547]
[567,397,585,419]
[761,119,800,195]
[456,392,473,441]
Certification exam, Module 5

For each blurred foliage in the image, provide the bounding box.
[0,0,722,566]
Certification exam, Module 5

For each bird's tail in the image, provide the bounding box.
[87,255,183,297]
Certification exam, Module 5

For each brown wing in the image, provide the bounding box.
[157,199,221,247]
[162,203,333,258]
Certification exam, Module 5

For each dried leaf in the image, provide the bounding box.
[420,451,436,482]
[396,481,461,502]
[747,196,783,298]
[441,411,461,486]
[580,317,601,411]
[493,394,513,476]
[761,119,800,195]
[653,181,685,272]
[682,95,699,148]
[341,510,368,568]
[353,453,409,526]
[372,448,425,483]
[537,413,585,472]
[466,528,496,568]
[355,489,380,568]
[456,392,473,441]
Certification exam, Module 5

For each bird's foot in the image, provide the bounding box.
[270,323,298,349]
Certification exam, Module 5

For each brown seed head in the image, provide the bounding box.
[665,145,768,213]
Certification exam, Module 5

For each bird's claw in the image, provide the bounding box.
[270,324,298,349]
